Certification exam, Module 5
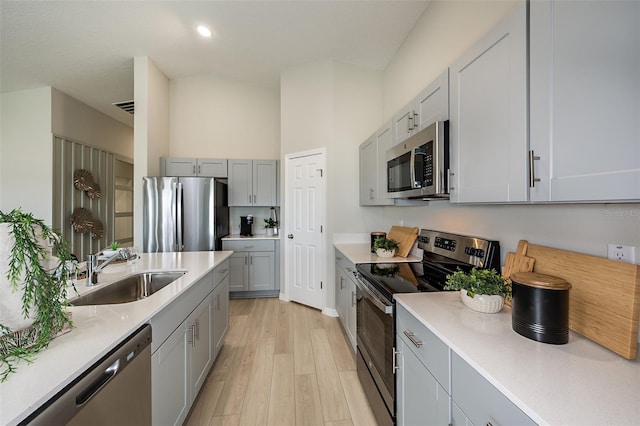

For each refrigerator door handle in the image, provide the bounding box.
[176,182,184,251]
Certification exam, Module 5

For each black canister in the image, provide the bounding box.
[370,232,386,253]
[511,272,571,345]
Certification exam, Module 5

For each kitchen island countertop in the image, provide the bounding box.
[0,251,232,426]
[395,292,640,426]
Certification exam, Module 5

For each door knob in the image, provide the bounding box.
[288,234,294,239]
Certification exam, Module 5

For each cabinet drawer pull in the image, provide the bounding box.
[403,330,423,348]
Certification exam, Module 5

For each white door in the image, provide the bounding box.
[285,149,326,310]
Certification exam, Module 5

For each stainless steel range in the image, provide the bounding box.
[352,229,501,426]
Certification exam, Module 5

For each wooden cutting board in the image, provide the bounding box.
[502,240,535,280]
[386,226,419,258]
[522,242,640,360]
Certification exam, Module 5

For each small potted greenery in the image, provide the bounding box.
[444,268,511,313]
[264,218,277,237]
[373,238,400,258]
[104,241,119,257]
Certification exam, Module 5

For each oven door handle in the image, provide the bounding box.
[353,272,393,315]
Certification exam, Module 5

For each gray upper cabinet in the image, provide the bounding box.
[360,122,394,206]
[161,157,228,177]
[415,69,449,129]
[393,69,450,146]
[529,0,640,202]
[228,159,278,206]
[449,3,528,203]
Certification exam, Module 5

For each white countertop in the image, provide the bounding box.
[395,292,640,426]
[223,234,280,240]
[334,243,422,264]
[0,251,232,426]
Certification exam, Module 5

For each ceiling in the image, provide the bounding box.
[0,0,431,127]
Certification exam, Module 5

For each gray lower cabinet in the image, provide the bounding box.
[150,260,230,426]
[396,303,536,426]
[451,352,536,426]
[223,240,276,292]
[397,339,449,426]
[396,303,450,426]
[334,250,356,350]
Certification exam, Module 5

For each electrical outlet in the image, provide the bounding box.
[607,244,636,264]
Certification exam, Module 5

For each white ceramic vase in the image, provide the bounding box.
[376,248,396,258]
[460,289,504,314]
[266,228,274,237]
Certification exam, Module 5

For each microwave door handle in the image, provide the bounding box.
[410,149,417,189]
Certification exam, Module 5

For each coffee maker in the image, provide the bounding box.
[240,215,253,236]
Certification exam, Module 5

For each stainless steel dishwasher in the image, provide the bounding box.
[23,324,152,426]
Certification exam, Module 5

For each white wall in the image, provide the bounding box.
[280,60,383,309]
[361,0,640,263]
[169,74,280,159]
[0,87,53,222]
[133,57,170,248]
[51,89,133,159]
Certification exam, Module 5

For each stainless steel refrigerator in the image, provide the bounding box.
[142,177,229,252]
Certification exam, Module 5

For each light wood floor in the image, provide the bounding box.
[184,297,379,426]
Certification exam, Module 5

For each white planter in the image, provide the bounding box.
[460,289,504,314]
[376,248,396,258]
[266,228,274,237]
[103,249,119,257]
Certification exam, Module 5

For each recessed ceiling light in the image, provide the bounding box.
[196,25,213,38]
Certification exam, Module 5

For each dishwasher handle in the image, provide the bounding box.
[75,359,120,406]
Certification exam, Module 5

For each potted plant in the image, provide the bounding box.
[104,241,119,257]
[444,267,511,314]
[264,218,277,237]
[0,209,74,381]
[373,238,400,258]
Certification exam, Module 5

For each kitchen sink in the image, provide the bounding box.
[71,271,186,306]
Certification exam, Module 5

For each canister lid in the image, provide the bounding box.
[371,232,386,236]
[510,272,572,290]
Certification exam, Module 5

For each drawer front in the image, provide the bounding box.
[335,249,356,274]
[212,259,230,288]
[452,352,536,426]
[222,239,274,252]
[396,303,450,393]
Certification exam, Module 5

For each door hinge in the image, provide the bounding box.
[317,168,323,177]
[320,281,323,289]
[320,225,323,233]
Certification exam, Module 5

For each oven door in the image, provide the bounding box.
[353,273,395,425]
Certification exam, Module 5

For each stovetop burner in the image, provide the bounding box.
[355,229,500,303]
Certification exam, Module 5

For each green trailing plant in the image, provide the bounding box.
[0,209,74,381]
[444,267,511,298]
[264,218,277,229]
[373,238,399,252]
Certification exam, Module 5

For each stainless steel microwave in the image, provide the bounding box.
[386,120,449,199]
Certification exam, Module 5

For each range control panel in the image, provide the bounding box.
[416,229,500,270]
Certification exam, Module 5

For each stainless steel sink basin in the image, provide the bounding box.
[72,271,186,306]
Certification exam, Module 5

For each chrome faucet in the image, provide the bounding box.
[86,249,130,286]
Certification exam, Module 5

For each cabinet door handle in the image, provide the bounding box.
[407,114,413,133]
[217,294,220,310]
[253,194,257,204]
[369,188,374,200]
[529,150,541,188]
[193,165,196,175]
[351,291,356,307]
[198,165,202,174]
[187,324,195,346]
[245,255,248,265]
[403,330,423,348]
[413,112,419,129]
[194,319,200,341]
[340,277,344,290]
[392,347,400,373]
[250,256,253,265]
[448,169,455,192]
